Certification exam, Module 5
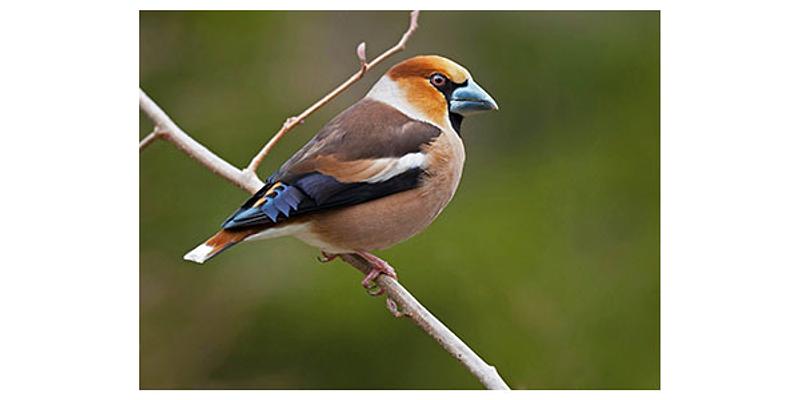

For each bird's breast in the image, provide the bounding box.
[419,129,466,204]
[299,130,466,253]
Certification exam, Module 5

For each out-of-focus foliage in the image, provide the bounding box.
[140,11,659,389]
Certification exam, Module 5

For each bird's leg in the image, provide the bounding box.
[317,251,339,263]
[355,251,398,296]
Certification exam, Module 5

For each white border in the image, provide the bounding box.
[2,1,800,399]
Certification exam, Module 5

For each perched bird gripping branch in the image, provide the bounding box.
[184,55,499,293]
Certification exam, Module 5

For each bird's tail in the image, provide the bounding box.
[183,229,254,264]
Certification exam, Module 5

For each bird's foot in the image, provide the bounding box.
[317,251,339,263]
[356,251,398,296]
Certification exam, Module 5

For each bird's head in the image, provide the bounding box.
[366,55,499,131]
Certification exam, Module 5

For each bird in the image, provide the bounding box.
[183,55,498,293]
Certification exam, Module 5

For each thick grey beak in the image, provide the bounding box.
[449,79,499,115]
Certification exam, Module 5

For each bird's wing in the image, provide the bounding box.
[221,99,442,230]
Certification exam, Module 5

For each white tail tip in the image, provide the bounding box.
[183,243,213,264]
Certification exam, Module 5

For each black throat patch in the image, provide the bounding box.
[434,79,468,137]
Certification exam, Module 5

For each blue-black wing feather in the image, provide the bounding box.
[221,168,424,230]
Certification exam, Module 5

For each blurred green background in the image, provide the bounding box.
[139,11,659,389]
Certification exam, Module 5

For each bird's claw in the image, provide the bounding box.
[362,269,385,296]
[366,283,384,296]
[357,251,398,296]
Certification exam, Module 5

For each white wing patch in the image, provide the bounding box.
[362,152,428,183]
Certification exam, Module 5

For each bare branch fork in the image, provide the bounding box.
[139,11,510,390]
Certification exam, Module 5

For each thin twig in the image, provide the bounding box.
[139,128,161,152]
[139,11,510,389]
[243,10,420,175]
[356,42,368,72]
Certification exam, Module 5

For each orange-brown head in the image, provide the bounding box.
[367,55,498,131]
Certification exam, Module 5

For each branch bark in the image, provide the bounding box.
[139,11,510,390]
[340,254,511,389]
[138,89,262,193]
[243,10,419,175]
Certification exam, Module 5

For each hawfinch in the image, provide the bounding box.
[184,55,498,291]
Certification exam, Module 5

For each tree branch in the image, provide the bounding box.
[138,128,160,152]
[138,89,263,193]
[340,254,511,389]
[243,10,419,175]
[139,11,510,390]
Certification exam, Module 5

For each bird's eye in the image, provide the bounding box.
[430,73,447,88]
